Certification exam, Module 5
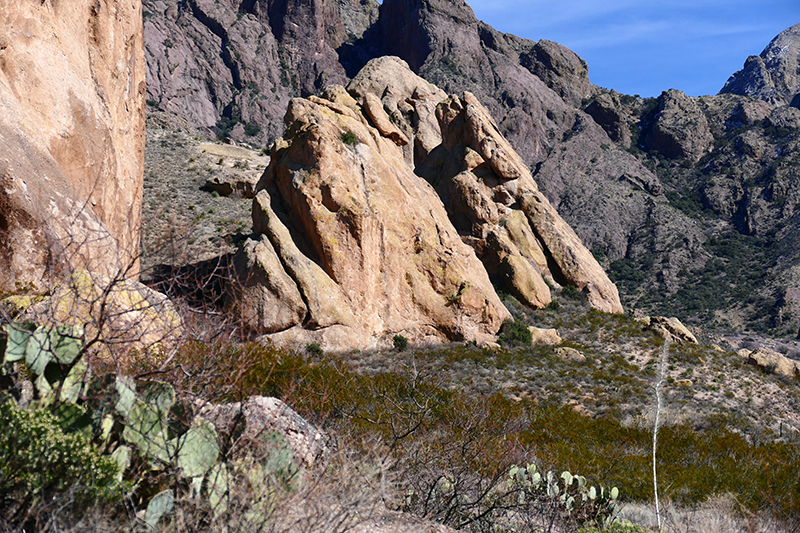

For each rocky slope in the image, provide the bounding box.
[0,0,146,292]
[143,1,800,338]
[721,23,800,106]
[143,0,377,146]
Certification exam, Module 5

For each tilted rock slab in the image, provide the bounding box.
[420,92,623,314]
[0,0,146,292]
[236,89,510,350]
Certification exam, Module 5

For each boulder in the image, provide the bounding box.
[12,270,183,366]
[745,347,800,379]
[556,346,586,363]
[203,173,259,197]
[246,87,510,349]
[0,0,146,292]
[231,236,306,333]
[195,395,329,467]
[645,316,699,344]
[528,327,562,346]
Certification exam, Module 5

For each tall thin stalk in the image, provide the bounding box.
[653,339,670,531]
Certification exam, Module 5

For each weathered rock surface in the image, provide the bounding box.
[346,57,448,168]
[202,173,258,198]
[196,395,329,467]
[141,0,800,336]
[143,0,378,145]
[238,87,511,349]
[744,347,800,379]
[419,92,623,314]
[0,0,146,293]
[642,89,713,161]
[10,270,183,364]
[643,316,699,345]
[528,327,562,346]
[721,23,800,106]
[555,346,586,363]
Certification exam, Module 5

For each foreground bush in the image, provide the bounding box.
[4,321,800,531]
[0,401,122,523]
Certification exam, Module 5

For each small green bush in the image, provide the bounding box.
[393,334,409,351]
[562,284,583,300]
[498,318,532,347]
[306,342,324,357]
[244,122,261,137]
[0,400,121,514]
[340,130,358,145]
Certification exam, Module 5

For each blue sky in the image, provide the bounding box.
[466,0,800,97]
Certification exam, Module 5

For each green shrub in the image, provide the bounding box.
[393,334,409,351]
[0,400,122,515]
[340,130,358,145]
[244,122,261,137]
[498,318,532,347]
[306,342,323,357]
[562,284,583,300]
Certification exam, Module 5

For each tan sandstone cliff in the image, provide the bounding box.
[234,58,622,349]
[0,0,146,292]
[236,85,511,350]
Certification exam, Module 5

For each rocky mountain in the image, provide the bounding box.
[0,0,146,292]
[142,1,800,338]
[721,23,800,106]
[229,58,621,349]
[143,0,377,145]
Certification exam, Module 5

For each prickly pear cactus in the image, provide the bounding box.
[508,462,620,529]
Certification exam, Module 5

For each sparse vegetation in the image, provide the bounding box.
[3,278,800,531]
[498,317,532,347]
[392,334,408,351]
[340,130,358,145]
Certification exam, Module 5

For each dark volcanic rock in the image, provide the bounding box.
[144,0,377,145]
[721,23,800,106]
[641,89,713,161]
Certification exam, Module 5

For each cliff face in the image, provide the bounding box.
[0,0,146,291]
[143,0,377,145]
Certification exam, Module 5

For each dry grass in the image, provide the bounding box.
[620,496,800,533]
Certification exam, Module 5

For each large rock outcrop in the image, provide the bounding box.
[230,60,624,348]
[642,89,713,161]
[420,92,623,313]
[721,23,800,106]
[0,0,146,293]
[140,0,800,336]
[236,85,511,349]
